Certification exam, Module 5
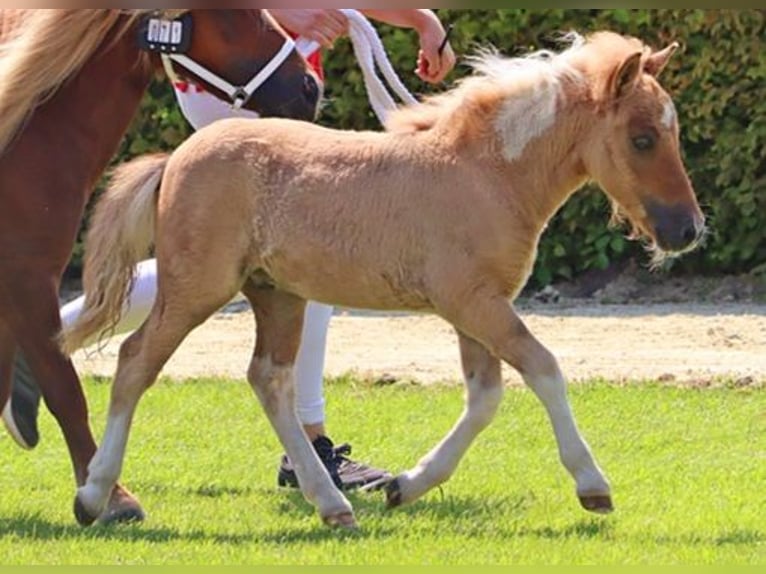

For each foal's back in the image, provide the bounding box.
[160,117,498,311]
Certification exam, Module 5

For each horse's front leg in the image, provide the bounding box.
[384,332,504,507]
[245,286,355,529]
[450,295,612,513]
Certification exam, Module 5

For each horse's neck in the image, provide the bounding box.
[28,24,153,195]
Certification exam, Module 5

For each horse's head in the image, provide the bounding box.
[580,34,705,256]
[167,10,321,121]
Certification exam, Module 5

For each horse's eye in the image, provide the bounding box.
[632,135,655,152]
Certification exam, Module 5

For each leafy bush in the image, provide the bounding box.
[71,9,765,288]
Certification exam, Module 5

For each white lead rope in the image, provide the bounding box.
[295,9,419,126]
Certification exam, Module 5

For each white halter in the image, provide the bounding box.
[161,36,297,110]
[163,10,419,120]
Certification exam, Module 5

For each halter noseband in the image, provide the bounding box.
[160,37,297,110]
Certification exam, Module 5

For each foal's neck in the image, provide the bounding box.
[496,96,592,236]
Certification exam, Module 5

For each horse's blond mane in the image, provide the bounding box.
[386,31,638,135]
[0,9,186,155]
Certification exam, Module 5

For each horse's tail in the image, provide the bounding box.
[59,153,170,356]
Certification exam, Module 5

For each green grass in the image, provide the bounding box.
[0,375,763,565]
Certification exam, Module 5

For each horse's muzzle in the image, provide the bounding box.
[279,73,321,122]
[302,74,321,107]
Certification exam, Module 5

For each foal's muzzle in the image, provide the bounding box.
[647,201,706,253]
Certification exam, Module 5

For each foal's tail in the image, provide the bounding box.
[59,153,170,356]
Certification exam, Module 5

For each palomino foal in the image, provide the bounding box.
[62,32,704,528]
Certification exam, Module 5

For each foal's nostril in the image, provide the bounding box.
[681,223,697,245]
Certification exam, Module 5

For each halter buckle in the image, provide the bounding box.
[232,89,250,110]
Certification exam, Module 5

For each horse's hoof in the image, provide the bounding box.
[98,486,146,526]
[322,511,358,530]
[384,478,403,509]
[579,494,614,514]
[73,495,98,527]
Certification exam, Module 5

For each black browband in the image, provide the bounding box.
[136,12,194,55]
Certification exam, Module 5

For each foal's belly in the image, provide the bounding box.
[261,260,434,313]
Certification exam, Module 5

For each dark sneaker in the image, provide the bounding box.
[1,351,42,450]
[278,436,392,491]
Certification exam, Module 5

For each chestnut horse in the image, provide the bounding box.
[63,31,705,528]
[0,9,320,524]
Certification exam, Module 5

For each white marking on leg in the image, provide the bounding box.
[402,373,504,503]
[524,371,610,496]
[250,356,352,520]
[78,412,132,516]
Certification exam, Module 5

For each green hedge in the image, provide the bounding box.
[73,9,765,288]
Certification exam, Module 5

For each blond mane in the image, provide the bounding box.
[386,32,641,135]
[0,9,187,155]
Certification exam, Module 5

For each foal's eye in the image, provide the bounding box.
[631,135,655,152]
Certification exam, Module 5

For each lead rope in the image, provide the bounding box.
[295,9,419,126]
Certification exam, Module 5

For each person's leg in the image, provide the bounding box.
[1,350,40,449]
[2,260,160,449]
[294,301,333,438]
[278,301,391,490]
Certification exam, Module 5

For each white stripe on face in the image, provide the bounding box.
[661,99,677,130]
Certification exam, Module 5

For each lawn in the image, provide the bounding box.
[0,375,763,565]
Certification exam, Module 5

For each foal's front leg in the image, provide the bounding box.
[384,332,505,507]
[453,296,613,513]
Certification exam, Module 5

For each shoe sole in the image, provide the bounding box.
[278,471,389,492]
[2,399,34,450]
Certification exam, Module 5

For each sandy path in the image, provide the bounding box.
[72,302,766,386]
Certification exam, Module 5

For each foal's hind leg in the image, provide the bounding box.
[243,284,355,529]
[447,296,612,514]
[384,333,504,508]
[75,284,237,525]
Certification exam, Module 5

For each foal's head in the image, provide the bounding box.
[579,33,705,257]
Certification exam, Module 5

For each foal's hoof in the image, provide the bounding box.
[73,495,98,527]
[98,504,146,526]
[384,478,403,509]
[322,511,358,530]
[578,494,614,514]
[98,485,146,526]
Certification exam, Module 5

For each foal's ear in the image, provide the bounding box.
[645,42,680,78]
[609,51,643,101]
